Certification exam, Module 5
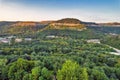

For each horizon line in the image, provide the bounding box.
[0,19,120,23]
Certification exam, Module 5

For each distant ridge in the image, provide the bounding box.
[0,21,47,35]
[0,18,120,35]
[48,18,86,30]
[56,18,82,24]
[99,22,120,26]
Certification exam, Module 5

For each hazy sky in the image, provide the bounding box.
[0,0,120,22]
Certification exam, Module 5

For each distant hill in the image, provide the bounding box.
[0,21,17,30]
[40,21,55,24]
[0,18,120,35]
[87,26,120,34]
[0,21,16,26]
[56,18,82,24]
[0,21,47,35]
[99,22,120,26]
[0,18,86,35]
[47,18,86,30]
[82,22,98,26]
[55,18,98,26]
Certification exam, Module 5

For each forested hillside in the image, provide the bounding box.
[0,28,120,80]
[0,18,120,80]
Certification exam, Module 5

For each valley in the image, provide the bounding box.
[0,18,120,80]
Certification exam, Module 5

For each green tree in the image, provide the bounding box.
[91,69,109,80]
[57,60,88,80]
[8,58,34,80]
[23,73,32,80]
[32,67,41,80]
[10,37,15,45]
[41,67,53,80]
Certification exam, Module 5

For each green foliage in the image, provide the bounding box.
[32,67,41,80]
[41,67,53,80]
[31,67,52,80]
[56,18,81,24]
[101,35,120,49]
[57,60,88,80]
[8,58,34,80]
[90,69,109,80]
[0,27,120,80]
[23,73,32,80]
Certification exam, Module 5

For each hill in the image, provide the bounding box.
[47,18,86,30]
[87,26,120,34]
[40,21,55,24]
[0,18,86,35]
[99,22,120,26]
[0,18,120,36]
[0,21,47,35]
[56,18,82,24]
[82,22,98,26]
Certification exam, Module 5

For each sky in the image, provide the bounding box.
[0,0,120,22]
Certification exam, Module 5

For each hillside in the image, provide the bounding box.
[0,27,120,80]
[0,18,86,35]
[40,21,55,24]
[47,18,86,30]
[0,19,120,80]
[87,26,120,34]
[0,21,47,35]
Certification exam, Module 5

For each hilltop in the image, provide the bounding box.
[47,18,86,30]
[56,18,82,24]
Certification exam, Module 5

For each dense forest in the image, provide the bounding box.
[0,19,120,80]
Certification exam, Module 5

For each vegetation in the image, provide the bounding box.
[0,21,47,35]
[56,18,82,24]
[87,26,120,34]
[48,24,85,30]
[57,60,88,80]
[101,35,120,49]
[0,19,120,80]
